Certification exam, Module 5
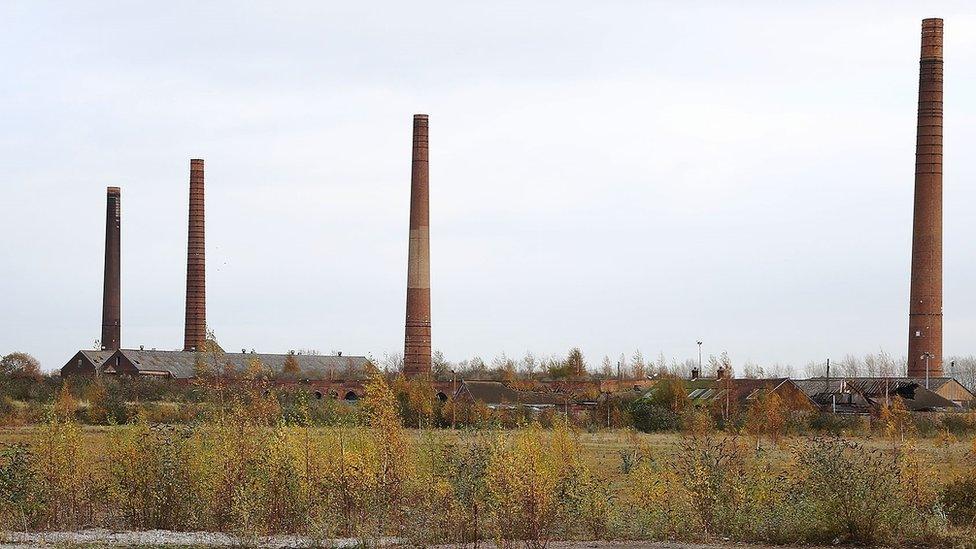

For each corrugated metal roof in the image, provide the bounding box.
[80,350,114,367]
[642,378,802,407]
[459,380,571,407]
[795,377,959,411]
[104,349,369,380]
[796,377,960,395]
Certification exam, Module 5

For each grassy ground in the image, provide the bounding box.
[2,424,971,479]
[1,423,974,545]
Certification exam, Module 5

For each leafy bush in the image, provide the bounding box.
[942,413,976,437]
[629,400,680,432]
[807,412,869,436]
[943,475,976,528]
[0,444,42,529]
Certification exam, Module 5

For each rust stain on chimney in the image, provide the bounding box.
[101,187,121,350]
[184,159,206,352]
[907,18,943,378]
[404,114,431,376]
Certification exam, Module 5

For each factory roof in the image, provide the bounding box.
[642,377,814,408]
[80,350,115,367]
[101,348,370,380]
[794,377,960,411]
[456,380,574,408]
[795,377,966,395]
[61,349,116,377]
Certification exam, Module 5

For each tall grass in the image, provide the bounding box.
[0,375,974,546]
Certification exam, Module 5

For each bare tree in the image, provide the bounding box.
[654,352,668,376]
[631,349,646,379]
[804,360,827,378]
[839,354,862,377]
[432,350,452,379]
[382,352,404,374]
[947,355,976,392]
[519,351,537,377]
[492,352,517,382]
[707,351,733,377]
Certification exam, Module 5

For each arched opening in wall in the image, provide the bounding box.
[436,392,448,402]
[329,390,339,399]
[314,391,323,400]
[344,391,359,402]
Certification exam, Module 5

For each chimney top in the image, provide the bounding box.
[107,187,121,195]
[413,113,428,119]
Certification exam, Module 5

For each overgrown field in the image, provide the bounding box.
[1,377,975,547]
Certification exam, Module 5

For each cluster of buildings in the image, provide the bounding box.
[59,19,972,415]
[453,369,973,419]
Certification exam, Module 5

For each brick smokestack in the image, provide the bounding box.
[100,187,121,350]
[183,159,206,352]
[404,114,431,376]
[907,18,943,378]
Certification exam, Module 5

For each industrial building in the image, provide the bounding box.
[57,21,971,408]
[795,377,972,413]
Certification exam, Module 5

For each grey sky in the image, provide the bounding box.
[2,1,974,372]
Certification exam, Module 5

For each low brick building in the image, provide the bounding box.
[60,349,115,377]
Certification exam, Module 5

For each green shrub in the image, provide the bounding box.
[0,444,42,529]
[808,412,869,436]
[629,400,680,432]
[942,413,976,437]
[943,475,976,528]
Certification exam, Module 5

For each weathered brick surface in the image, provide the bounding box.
[404,115,432,377]
[184,159,207,351]
[101,187,121,350]
[908,19,943,377]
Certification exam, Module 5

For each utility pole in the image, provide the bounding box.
[697,341,703,373]
[922,352,935,389]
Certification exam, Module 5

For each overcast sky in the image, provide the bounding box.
[2,1,974,373]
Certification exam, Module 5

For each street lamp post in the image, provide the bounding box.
[451,369,457,429]
[697,341,703,373]
[921,353,935,389]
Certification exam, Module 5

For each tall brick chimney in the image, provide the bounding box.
[404,114,432,376]
[907,18,943,378]
[183,159,206,352]
[100,187,121,351]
